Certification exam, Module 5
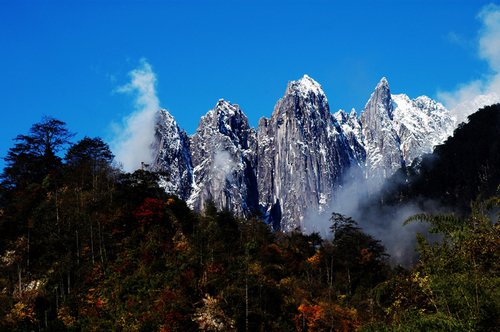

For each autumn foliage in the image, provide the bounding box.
[134,198,166,224]
[0,116,498,331]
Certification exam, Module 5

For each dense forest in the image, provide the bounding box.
[0,105,499,331]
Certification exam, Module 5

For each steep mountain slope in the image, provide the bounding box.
[392,94,455,165]
[150,109,193,200]
[256,75,356,231]
[334,108,366,164]
[150,76,456,231]
[385,103,500,211]
[187,99,258,217]
[336,78,456,185]
[360,78,406,182]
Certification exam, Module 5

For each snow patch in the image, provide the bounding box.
[288,74,328,101]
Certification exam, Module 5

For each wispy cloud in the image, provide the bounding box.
[112,59,160,172]
[439,4,500,123]
[302,166,443,266]
[445,31,471,49]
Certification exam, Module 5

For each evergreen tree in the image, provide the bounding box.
[1,117,73,190]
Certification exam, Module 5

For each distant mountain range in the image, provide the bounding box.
[148,75,456,231]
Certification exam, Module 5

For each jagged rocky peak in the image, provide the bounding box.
[285,74,327,100]
[197,99,256,160]
[150,109,193,200]
[358,77,456,182]
[361,77,395,127]
[334,108,365,164]
[335,109,348,121]
[377,76,389,87]
[188,99,258,217]
[361,77,404,181]
[281,75,329,119]
[413,95,446,112]
[148,75,457,234]
[369,77,393,118]
[334,108,359,126]
[257,75,356,231]
[392,93,456,164]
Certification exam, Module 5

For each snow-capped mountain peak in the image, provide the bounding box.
[392,93,456,164]
[286,74,327,101]
[363,76,393,121]
[357,78,456,182]
[214,98,239,116]
[150,75,456,231]
[376,76,389,89]
[150,109,193,200]
[256,75,356,231]
[349,108,357,118]
[188,100,258,216]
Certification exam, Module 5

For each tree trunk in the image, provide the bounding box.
[90,217,95,265]
[347,267,351,296]
[17,264,22,295]
[98,220,104,266]
[76,230,80,266]
[67,270,71,295]
[245,276,249,332]
[27,229,30,270]
[55,188,60,234]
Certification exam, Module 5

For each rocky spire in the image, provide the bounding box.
[360,77,404,182]
[149,75,456,233]
[285,74,328,101]
[188,100,258,217]
[150,109,193,200]
[256,75,356,231]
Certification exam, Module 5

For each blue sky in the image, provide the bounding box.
[1,0,499,171]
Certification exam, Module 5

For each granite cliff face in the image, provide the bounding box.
[149,76,456,231]
[360,78,404,182]
[334,108,365,165]
[256,75,356,231]
[392,94,455,165]
[336,78,456,185]
[150,109,192,200]
[187,99,258,217]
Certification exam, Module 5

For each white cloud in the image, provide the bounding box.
[112,59,160,172]
[479,4,500,71]
[438,4,500,123]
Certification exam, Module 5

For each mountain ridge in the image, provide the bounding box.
[150,75,456,230]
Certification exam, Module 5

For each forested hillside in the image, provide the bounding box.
[0,110,498,331]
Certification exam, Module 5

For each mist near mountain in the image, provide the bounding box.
[109,67,497,266]
[305,103,500,265]
[112,59,160,172]
[150,75,457,246]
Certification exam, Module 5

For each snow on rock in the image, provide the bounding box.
[334,108,366,165]
[187,100,258,217]
[344,77,457,185]
[360,77,404,182]
[150,109,193,200]
[286,74,328,102]
[256,76,356,231]
[392,94,456,164]
[149,75,456,232]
